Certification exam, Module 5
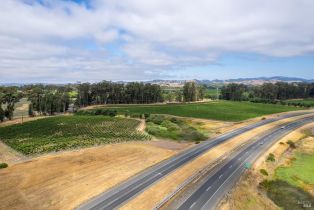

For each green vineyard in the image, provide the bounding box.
[0,115,150,155]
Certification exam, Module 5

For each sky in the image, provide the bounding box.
[0,0,314,83]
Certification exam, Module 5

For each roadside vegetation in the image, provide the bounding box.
[259,130,314,210]
[0,162,8,169]
[84,101,301,121]
[0,115,150,155]
[145,115,207,141]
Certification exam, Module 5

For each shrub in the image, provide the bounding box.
[286,140,296,149]
[0,163,8,169]
[259,179,271,190]
[260,169,269,176]
[146,115,165,125]
[161,120,180,132]
[144,113,150,119]
[266,153,275,162]
[279,142,285,145]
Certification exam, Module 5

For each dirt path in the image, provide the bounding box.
[136,119,146,132]
[0,142,26,164]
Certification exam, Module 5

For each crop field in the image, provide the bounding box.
[285,98,314,106]
[0,115,150,155]
[84,101,302,121]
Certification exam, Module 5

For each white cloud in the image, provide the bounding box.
[0,0,314,82]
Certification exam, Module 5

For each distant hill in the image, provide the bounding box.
[147,76,314,87]
[1,76,313,87]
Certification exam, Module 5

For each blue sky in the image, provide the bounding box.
[0,0,314,83]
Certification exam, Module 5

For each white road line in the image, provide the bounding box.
[229,165,232,168]
[219,174,223,179]
[206,186,212,191]
[190,202,196,209]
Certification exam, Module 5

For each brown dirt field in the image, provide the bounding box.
[120,113,314,210]
[0,142,176,210]
[218,122,314,210]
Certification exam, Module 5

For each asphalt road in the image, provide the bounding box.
[176,116,314,210]
[77,111,311,210]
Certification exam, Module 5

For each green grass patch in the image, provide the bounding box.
[275,153,314,188]
[0,115,150,155]
[82,101,302,122]
[260,180,314,210]
[145,115,207,141]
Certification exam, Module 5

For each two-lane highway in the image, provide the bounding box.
[77,111,311,210]
[176,116,314,210]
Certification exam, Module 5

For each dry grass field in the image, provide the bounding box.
[0,143,177,210]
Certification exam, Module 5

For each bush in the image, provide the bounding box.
[146,115,165,125]
[145,122,168,136]
[287,140,296,149]
[76,109,117,117]
[266,153,275,162]
[260,169,269,176]
[279,142,285,145]
[144,113,150,119]
[95,109,103,115]
[161,120,180,132]
[0,163,8,169]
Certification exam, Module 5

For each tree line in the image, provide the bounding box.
[221,82,314,104]
[182,82,206,102]
[24,84,72,116]
[76,81,163,106]
[0,81,207,122]
[0,87,23,122]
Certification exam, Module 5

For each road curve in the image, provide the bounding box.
[176,115,314,210]
[77,111,311,210]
